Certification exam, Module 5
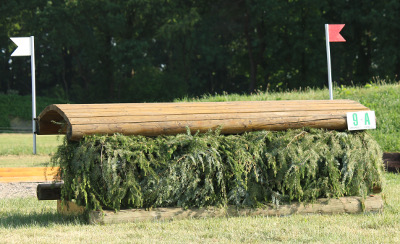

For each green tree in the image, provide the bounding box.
[1,0,400,102]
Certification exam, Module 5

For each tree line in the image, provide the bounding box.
[1,0,399,103]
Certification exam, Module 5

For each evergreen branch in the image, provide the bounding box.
[53,129,384,211]
[286,131,308,148]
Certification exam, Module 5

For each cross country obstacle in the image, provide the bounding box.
[35,100,384,224]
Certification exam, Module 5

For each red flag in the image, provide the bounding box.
[328,24,345,42]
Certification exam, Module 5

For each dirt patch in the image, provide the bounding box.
[0,182,38,199]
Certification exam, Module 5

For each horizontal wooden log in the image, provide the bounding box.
[69,116,348,140]
[37,183,63,200]
[37,100,369,141]
[0,167,60,183]
[84,195,383,224]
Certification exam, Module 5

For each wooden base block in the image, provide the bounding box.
[57,200,85,215]
[383,153,400,172]
[87,195,383,225]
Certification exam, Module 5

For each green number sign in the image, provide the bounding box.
[347,111,376,130]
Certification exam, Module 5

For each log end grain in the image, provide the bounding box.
[37,183,63,200]
[383,153,400,172]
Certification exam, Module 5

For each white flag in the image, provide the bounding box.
[10,36,36,154]
[10,37,32,56]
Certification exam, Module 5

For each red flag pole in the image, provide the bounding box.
[325,24,345,100]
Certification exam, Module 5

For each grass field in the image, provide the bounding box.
[0,155,51,168]
[0,173,399,242]
[0,134,62,155]
[0,82,399,242]
[0,134,62,168]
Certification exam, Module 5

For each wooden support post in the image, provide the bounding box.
[57,200,85,215]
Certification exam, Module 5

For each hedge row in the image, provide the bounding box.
[52,128,384,211]
[0,94,68,128]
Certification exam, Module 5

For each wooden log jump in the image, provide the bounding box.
[37,100,369,141]
[35,100,382,223]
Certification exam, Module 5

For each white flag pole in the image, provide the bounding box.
[325,24,333,100]
[10,36,37,154]
[31,36,37,155]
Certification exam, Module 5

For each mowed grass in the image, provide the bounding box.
[0,173,399,243]
[0,134,63,155]
[0,155,51,168]
[0,134,62,167]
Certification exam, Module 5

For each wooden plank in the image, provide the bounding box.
[86,195,383,224]
[54,100,364,109]
[69,116,346,140]
[0,170,58,177]
[56,102,367,114]
[57,102,367,111]
[41,101,367,115]
[55,107,367,116]
[61,107,366,118]
[0,167,59,174]
[0,167,60,183]
[66,111,354,125]
[0,176,58,183]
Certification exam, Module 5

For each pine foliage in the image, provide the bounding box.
[51,129,384,211]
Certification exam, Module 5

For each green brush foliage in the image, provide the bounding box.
[51,128,384,211]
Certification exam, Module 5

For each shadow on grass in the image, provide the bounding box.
[0,212,87,228]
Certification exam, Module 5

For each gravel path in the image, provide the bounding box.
[0,182,38,199]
